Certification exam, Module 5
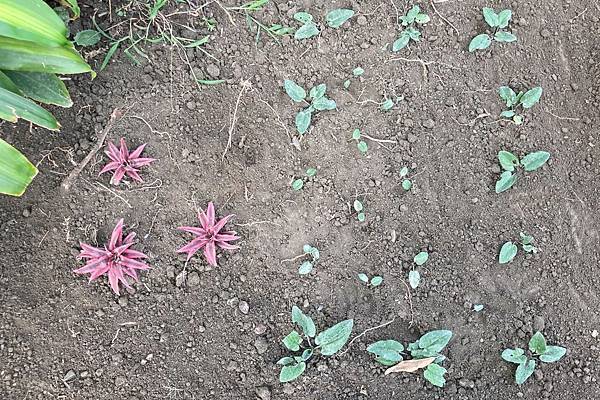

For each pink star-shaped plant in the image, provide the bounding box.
[99,138,155,185]
[75,219,150,295]
[177,202,240,266]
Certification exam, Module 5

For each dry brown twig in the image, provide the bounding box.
[61,108,125,192]
[222,80,252,161]
[430,0,459,36]
[339,318,396,355]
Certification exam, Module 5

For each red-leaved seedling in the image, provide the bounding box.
[177,202,240,266]
[75,219,150,295]
[99,138,155,185]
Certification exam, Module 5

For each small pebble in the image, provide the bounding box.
[207,63,221,77]
[63,370,76,382]
[239,300,249,314]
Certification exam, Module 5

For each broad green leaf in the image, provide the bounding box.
[343,79,351,89]
[352,67,364,76]
[482,7,499,27]
[418,330,452,354]
[381,98,394,111]
[306,167,317,177]
[310,248,320,260]
[497,9,512,28]
[498,86,517,107]
[309,83,326,100]
[520,87,542,108]
[415,13,430,24]
[521,151,550,171]
[494,31,517,43]
[515,359,535,384]
[291,179,303,191]
[0,0,69,46]
[298,261,313,275]
[357,273,369,283]
[499,241,518,264]
[500,110,516,118]
[400,166,409,177]
[303,244,313,253]
[423,363,447,387]
[282,330,302,351]
[295,108,312,134]
[279,362,306,383]
[312,96,336,111]
[300,348,313,361]
[357,141,368,153]
[315,319,353,356]
[284,79,306,102]
[276,356,295,365]
[540,346,566,363]
[0,70,21,94]
[0,36,92,75]
[501,348,527,364]
[3,71,72,107]
[352,129,361,140]
[401,179,412,191]
[293,12,313,24]
[0,86,59,130]
[357,212,365,222]
[367,340,404,364]
[74,29,101,46]
[529,332,547,355]
[520,232,534,245]
[498,150,519,172]
[294,22,319,40]
[402,5,420,25]
[469,33,491,52]
[408,270,420,289]
[353,199,363,212]
[523,244,536,253]
[370,276,383,287]
[392,33,411,51]
[414,251,429,266]
[495,171,516,193]
[0,138,38,196]
[326,9,355,28]
[405,27,421,41]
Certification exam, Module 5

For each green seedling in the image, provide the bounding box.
[294,8,355,40]
[495,150,550,193]
[279,306,353,382]
[344,67,365,89]
[469,8,517,52]
[353,199,366,222]
[392,5,430,51]
[358,273,383,287]
[291,167,318,191]
[368,330,452,387]
[473,304,484,312]
[498,232,537,264]
[297,244,320,275]
[351,129,368,154]
[408,251,428,289]
[498,86,542,125]
[227,0,293,44]
[502,331,566,385]
[400,166,413,191]
[284,80,336,134]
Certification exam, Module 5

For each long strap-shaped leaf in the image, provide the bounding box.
[0,0,69,47]
[0,138,38,196]
[0,70,21,94]
[3,70,72,107]
[0,36,92,75]
[0,86,59,130]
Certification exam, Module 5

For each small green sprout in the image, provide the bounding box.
[351,129,368,154]
[473,304,484,312]
[293,8,354,40]
[353,199,366,222]
[344,67,365,89]
[358,273,383,287]
[326,9,355,28]
[279,306,353,382]
[298,244,320,275]
[400,166,413,191]
[368,330,452,387]
[284,80,336,134]
[408,251,428,289]
[392,5,430,51]
[499,232,537,264]
[498,86,542,125]
[469,8,517,52]
[495,150,550,193]
[502,331,566,385]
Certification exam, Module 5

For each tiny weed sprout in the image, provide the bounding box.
[344,67,365,89]
[326,9,355,28]
[298,244,320,275]
[293,8,354,40]
[498,86,542,125]
[352,129,368,154]
[370,330,453,387]
[400,166,413,191]
[291,168,317,191]
[409,251,428,289]
[358,273,383,287]
[381,98,394,111]
[283,80,336,134]
[499,232,537,264]
[75,219,150,295]
[502,331,566,385]
[278,306,353,382]
[233,0,293,44]
[393,5,430,52]
[473,304,484,312]
[495,150,550,193]
[99,138,156,185]
[176,202,240,266]
[469,8,517,52]
[353,199,366,222]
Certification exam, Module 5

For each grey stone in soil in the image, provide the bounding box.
[207,64,221,78]
[533,316,545,332]
[63,370,76,382]
[422,118,435,129]
[175,271,187,287]
[256,386,271,400]
[254,337,268,355]
[239,300,249,314]
[187,272,200,287]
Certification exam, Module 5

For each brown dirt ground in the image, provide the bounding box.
[1,0,600,399]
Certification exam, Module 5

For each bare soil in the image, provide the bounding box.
[1,1,600,399]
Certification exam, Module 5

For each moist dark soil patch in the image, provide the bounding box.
[1,1,600,399]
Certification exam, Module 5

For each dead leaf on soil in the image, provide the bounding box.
[384,357,436,375]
